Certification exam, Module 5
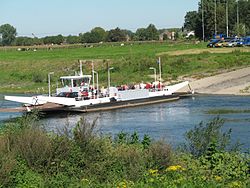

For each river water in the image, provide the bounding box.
[0,95,250,148]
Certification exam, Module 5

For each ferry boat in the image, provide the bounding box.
[3,63,193,113]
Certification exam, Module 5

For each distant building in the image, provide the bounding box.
[125,34,130,42]
[159,30,175,41]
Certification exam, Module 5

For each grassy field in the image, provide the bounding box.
[0,41,250,93]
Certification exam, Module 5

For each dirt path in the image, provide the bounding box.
[160,47,250,95]
[183,67,250,95]
[157,48,250,56]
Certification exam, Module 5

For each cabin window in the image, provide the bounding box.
[61,79,72,87]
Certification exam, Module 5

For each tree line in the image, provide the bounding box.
[2,0,249,46]
[0,24,181,46]
[184,0,250,40]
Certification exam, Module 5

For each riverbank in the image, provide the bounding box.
[179,67,250,95]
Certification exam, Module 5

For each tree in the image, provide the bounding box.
[237,0,250,35]
[184,11,199,31]
[53,34,64,44]
[185,0,250,39]
[43,35,64,45]
[79,27,107,43]
[66,35,80,44]
[0,24,17,46]
[33,37,43,45]
[195,0,216,39]
[121,29,134,41]
[80,32,94,43]
[135,28,147,41]
[15,37,34,46]
[135,24,158,41]
[145,24,158,40]
[233,23,247,37]
[163,33,169,40]
[106,27,126,42]
[91,27,107,43]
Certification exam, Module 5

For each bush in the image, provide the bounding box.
[147,141,173,169]
[73,117,98,149]
[14,127,52,170]
[79,137,115,182]
[184,117,232,157]
[0,153,16,187]
[15,169,44,188]
[200,150,249,180]
[32,72,44,83]
[112,144,147,181]
[45,172,78,188]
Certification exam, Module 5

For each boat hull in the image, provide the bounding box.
[67,94,180,113]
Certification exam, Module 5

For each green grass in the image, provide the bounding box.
[206,108,250,114]
[0,41,250,93]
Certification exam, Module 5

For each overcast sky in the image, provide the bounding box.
[1,0,199,37]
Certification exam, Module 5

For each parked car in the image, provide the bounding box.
[225,39,238,47]
[215,40,227,47]
[243,37,250,46]
[207,39,220,48]
[215,38,232,47]
[236,38,244,47]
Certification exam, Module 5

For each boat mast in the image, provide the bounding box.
[92,61,95,89]
[48,72,54,97]
[93,71,99,98]
[108,67,114,95]
[158,57,162,90]
[79,60,83,76]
